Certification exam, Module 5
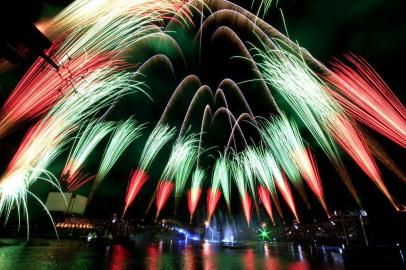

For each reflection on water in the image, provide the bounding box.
[0,239,345,270]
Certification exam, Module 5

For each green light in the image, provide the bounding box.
[259,228,270,240]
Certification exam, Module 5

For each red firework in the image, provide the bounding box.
[155,180,174,220]
[123,168,149,216]
[258,185,274,225]
[327,53,406,148]
[241,191,252,225]
[328,113,398,210]
[274,174,299,222]
[206,187,222,223]
[0,50,118,138]
[187,187,202,223]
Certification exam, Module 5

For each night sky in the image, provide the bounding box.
[0,0,405,241]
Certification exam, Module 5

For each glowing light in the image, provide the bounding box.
[259,227,270,240]
[206,187,222,223]
[258,185,274,225]
[162,134,199,200]
[123,124,175,215]
[62,120,115,191]
[123,168,149,215]
[231,159,253,225]
[187,169,205,223]
[327,54,406,148]
[156,180,175,220]
[89,118,143,200]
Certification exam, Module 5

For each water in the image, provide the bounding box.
[0,239,345,270]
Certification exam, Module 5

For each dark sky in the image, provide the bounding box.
[0,0,405,238]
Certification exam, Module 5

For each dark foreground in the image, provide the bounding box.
[0,238,345,270]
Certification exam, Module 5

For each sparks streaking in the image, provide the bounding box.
[0,0,404,234]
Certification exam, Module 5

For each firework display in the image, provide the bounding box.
[123,124,175,216]
[89,117,143,200]
[0,0,404,232]
[62,119,115,191]
[187,168,205,223]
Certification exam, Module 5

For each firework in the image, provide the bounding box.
[258,185,274,224]
[327,54,406,148]
[1,0,404,231]
[160,134,199,204]
[89,118,143,200]
[187,168,205,223]
[231,159,253,225]
[210,155,231,214]
[0,0,195,138]
[206,187,222,223]
[62,120,115,191]
[261,115,327,215]
[0,68,139,231]
[255,42,397,209]
[123,124,175,216]
[243,147,282,218]
[156,180,175,220]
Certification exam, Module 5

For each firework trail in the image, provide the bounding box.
[0,52,115,138]
[255,42,397,207]
[159,134,199,211]
[210,155,231,216]
[258,185,275,224]
[46,0,195,39]
[125,168,149,212]
[231,159,253,225]
[206,187,222,223]
[0,0,196,138]
[89,117,143,200]
[326,54,406,148]
[155,180,175,220]
[62,119,115,191]
[187,168,205,223]
[1,0,404,229]
[253,0,277,17]
[325,113,398,209]
[244,147,283,218]
[264,148,299,221]
[364,134,406,183]
[123,124,175,216]
[172,135,199,201]
[0,68,139,230]
[261,115,327,215]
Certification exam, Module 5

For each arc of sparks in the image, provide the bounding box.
[187,168,205,223]
[89,118,143,200]
[123,124,176,216]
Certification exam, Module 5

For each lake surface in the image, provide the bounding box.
[0,239,345,270]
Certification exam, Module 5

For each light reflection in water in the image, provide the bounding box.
[263,243,281,270]
[109,244,130,270]
[146,245,160,270]
[0,239,345,270]
[243,248,256,270]
[202,241,217,270]
[287,260,311,270]
[297,244,304,261]
[183,244,196,270]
